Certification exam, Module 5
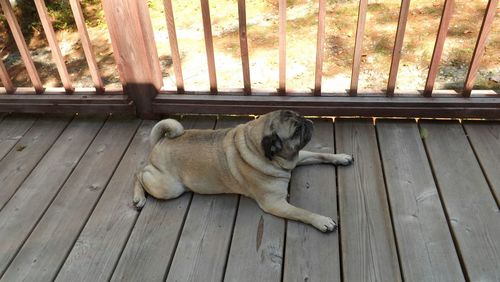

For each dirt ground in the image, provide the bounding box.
[0,0,498,93]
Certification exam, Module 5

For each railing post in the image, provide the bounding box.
[102,0,163,119]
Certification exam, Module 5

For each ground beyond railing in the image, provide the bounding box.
[0,0,499,118]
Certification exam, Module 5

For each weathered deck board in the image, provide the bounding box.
[335,119,401,281]
[111,116,216,282]
[421,121,500,281]
[0,115,72,210]
[283,119,341,282]
[224,196,284,282]
[223,117,288,282]
[166,195,238,282]
[55,120,154,282]
[0,115,497,281]
[463,121,500,203]
[1,116,140,282]
[0,115,106,276]
[111,194,193,282]
[0,114,37,160]
[165,117,246,282]
[377,120,464,281]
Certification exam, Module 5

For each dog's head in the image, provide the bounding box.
[260,110,313,160]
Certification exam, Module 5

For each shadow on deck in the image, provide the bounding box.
[0,113,498,281]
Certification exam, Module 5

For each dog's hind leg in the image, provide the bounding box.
[297,150,353,166]
[133,174,147,210]
[140,164,186,201]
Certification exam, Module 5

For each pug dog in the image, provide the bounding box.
[133,110,353,232]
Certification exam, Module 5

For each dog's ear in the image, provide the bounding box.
[261,132,283,160]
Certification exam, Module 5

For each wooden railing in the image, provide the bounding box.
[0,0,498,119]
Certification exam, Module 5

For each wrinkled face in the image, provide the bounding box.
[261,110,314,160]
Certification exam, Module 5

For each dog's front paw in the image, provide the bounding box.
[312,215,338,233]
[334,154,354,166]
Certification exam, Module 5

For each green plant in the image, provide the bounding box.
[447,47,472,67]
[373,35,393,56]
[46,0,75,31]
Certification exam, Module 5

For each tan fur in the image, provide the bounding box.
[133,110,353,232]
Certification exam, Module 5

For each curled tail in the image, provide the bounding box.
[150,119,184,146]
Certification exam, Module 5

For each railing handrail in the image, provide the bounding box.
[0,0,498,118]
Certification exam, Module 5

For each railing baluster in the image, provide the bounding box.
[350,0,368,96]
[69,0,104,93]
[200,0,217,93]
[278,0,286,95]
[463,0,498,97]
[313,0,327,96]
[0,0,44,93]
[387,0,411,96]
[423,0,454,97]
[34,0,73,93]
[139,0,164,90]
[238,0,251,95]
[0,59,14,93]
[163,0,184,93]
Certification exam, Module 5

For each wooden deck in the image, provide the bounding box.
[0,113,498,282]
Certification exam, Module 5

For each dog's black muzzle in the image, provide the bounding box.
[299,118,314,149]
